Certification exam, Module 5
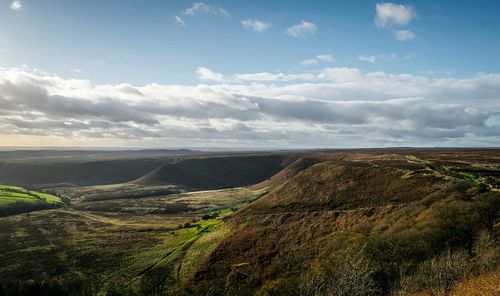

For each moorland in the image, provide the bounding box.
[0,148,498,296]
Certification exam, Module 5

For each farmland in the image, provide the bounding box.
[0,184,65,216]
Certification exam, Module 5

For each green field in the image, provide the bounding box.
[0,184,64,205]
[0,184,65,216]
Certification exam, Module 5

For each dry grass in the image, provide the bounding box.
[449,270,500,296]
[409,269,500,296]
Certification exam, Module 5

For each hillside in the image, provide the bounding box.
[192,152,500,295]
[0,152,296,188]
[249,161,445,212]
[0,150,498,296]
[0,184,65,216]
[133,154,292,189]
[0,159,167,187]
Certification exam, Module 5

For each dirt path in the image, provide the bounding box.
[56,208,170,229]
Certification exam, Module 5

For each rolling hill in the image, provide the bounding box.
[133,154,292,189]
[192,152,500,295]
[0,149,498,296]
[0,184,65,216]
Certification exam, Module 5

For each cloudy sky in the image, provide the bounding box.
[0,1,499,148]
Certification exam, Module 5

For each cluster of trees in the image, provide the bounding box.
[0,201,60,217]
[202,211,220,220]
[0,274,101,296]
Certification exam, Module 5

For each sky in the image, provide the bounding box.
[0,0,499,148]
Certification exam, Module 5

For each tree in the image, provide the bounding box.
[430,200,479,256]
[140,265,173,296]
[327,246,378,296]
[474,192,500,240]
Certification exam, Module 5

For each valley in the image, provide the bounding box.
[0,149,499,295]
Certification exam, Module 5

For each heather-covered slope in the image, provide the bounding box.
[192,153,500,295]
[249,161,445,212]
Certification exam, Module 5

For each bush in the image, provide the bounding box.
[0,274,103,296]
[399,250,470,296]
[328,249,378,296]
[0,201,60,217]
[140,265,173,296]
[470,237,500,275]
[297,269,326,296]
[202,212,219,220]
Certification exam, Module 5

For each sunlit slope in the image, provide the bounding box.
[0,184,64,216]
[249,161,445,212]
[192,154,499,295]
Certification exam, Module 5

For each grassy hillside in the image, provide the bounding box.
[0,184,65,216]
[134,154,291,189]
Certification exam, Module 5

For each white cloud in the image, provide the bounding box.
[234,72,316,82]
[379,53,415,61]
[301,54,334,66]
[316,54,334,62]
[10,0,22,11]
[0,66,498,148]
[375,2,415,28]
[358,55,377,63]
[286,20,318,38]
[318,67,364,82]
[184,2,229,17]
[174,15,186,26]
[301,59,318,66]
[196,67,226,82]
[241,19,270,32]
[395,29,416,41]
[71,68,83,74]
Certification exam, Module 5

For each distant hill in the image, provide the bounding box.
[133,154,292,189]
[0,159,167,187]
[0,151,296,188]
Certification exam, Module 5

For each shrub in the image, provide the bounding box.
[326,247,379,296]
[470,237,500,275]
[399,250,470,296]
[473,192,500,240]
[202,211,219,220]
[297,269,326,296]
[140,265,173,296]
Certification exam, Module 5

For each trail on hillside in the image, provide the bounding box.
[125,223,216,286]
[175,224,214,282]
